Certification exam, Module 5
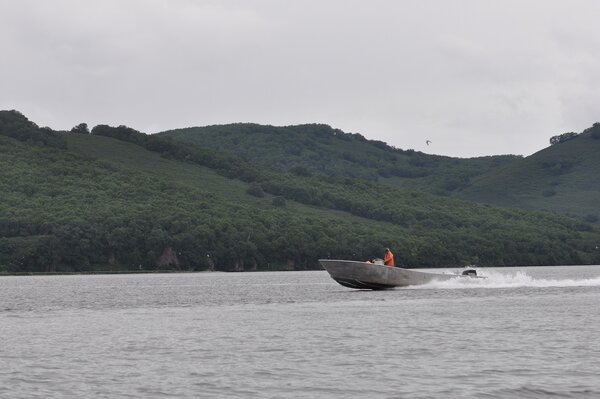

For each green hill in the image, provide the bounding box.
[160,123,600,221]
[158,124,519,195]
[1,110,599,273]
[458,124,600,221]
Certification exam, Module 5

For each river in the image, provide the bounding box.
[1,266,599,398]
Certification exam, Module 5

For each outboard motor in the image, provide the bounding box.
[461,269,478,277]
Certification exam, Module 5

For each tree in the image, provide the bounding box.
[549,132,578,145]
[272,196,286,207]
[71,123,89,134]
[246,183,265,197]
[588,123,600,139]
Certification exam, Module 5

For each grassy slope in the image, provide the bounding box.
[64,133,379,222]
[65,134,254,205]
[158,124,518,195]
[458,131,600,219]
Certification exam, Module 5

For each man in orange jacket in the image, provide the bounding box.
[384,248,394,266]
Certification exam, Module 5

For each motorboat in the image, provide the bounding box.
[319,259,484,290]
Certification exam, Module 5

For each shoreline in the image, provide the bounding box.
[1,264,598,277]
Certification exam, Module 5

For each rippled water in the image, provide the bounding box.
[1,266,600,398]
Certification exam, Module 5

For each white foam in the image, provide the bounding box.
[407,269,600,289]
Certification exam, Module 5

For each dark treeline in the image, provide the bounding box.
[0,110,66,149]
[1,110,600,273]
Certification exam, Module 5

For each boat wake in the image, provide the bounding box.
[407,269,600,289]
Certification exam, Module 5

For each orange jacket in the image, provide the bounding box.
[384,250,394,266]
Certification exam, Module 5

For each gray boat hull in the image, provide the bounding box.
[319,259,466,289]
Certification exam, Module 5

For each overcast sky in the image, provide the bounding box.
[2,0,599,157]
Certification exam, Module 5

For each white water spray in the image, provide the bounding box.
[407,269,600,289]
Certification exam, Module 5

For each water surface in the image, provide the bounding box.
[1,266,599,398]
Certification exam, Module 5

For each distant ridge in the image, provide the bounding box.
[160,122,600,221]
[158,123,519,195]
[458,123,600,221]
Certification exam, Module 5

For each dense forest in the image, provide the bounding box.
[1,110,600,273]
[160,124,520,196]
[161,123,600,219]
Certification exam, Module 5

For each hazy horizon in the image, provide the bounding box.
[2,0,599,157]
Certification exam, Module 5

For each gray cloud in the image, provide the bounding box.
[1,0,599,157]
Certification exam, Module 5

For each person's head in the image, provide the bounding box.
[385,248,390,252]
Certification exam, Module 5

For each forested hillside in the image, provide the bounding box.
[161,122,600,221]
[1,110,599,273]
[458,124,600,221]
[159,124,519,195]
